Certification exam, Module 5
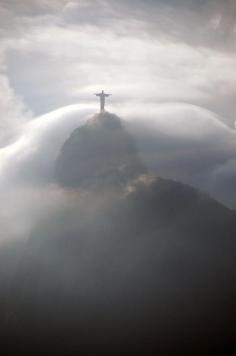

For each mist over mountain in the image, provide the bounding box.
[1,111,236,355]
[2,0,236,353]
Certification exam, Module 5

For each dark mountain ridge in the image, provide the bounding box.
[55,112,147,189]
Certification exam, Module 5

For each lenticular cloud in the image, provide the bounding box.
[0,102,236,243]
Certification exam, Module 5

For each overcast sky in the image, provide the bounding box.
[1,0,236,125]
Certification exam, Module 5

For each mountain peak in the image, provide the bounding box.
[86,111,123,129]
[55,112,147,189]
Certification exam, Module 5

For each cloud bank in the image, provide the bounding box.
[0,108,236,355]
[0,101,236,244]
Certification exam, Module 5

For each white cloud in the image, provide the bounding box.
[0,104,95,183]
[0,104,94,243]
[0,72,31,146]
[122,102,236,207]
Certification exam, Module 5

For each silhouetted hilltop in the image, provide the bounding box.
[55,112,147,188]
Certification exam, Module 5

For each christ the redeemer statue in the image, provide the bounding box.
[95,90,111,113]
